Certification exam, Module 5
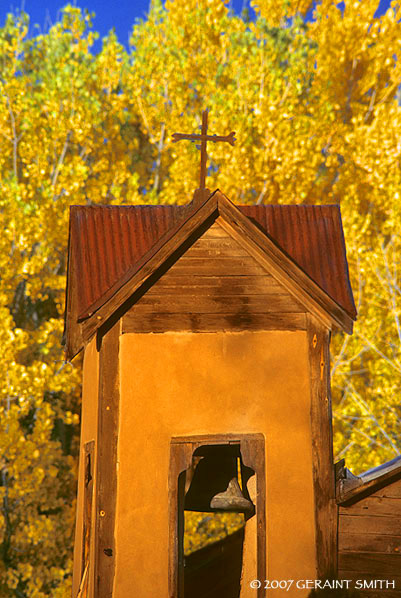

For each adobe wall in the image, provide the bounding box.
[115,330,316,597]
[71,337,99,598]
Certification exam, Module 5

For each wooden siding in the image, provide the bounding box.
[122,222,306,334]
[338,478,401,597]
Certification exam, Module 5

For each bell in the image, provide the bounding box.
[184,445,254,514]
[210,477,254,512]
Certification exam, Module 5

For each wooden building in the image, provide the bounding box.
[337,455,401,596]
[65,190,360,597]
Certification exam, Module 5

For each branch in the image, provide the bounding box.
[364,83,377,123]
[51,132,71,188]
[4,92,22,182]
[335,441,356,460]
[349,386,401,454]
[356,330,401,374]
[379,237,401,345]
[136,95,157,145]
[152,122,165,194]
[256,180,268,205]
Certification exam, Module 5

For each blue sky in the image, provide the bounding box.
[2,0,247,49]
[0,0,393,51]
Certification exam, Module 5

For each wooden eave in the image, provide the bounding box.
[65,190,354,360]
[337,456,401,506]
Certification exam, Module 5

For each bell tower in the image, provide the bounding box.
[65,190,356,597]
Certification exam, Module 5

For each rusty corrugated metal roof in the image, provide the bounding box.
[69,204,186,320]
[67,199,356,325]
[240,205,356,319]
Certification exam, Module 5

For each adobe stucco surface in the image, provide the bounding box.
[115,330,316,597]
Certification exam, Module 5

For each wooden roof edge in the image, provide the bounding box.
[335,206,357,319]
[63,210,83,361]
[336,455,401,505]
[214,191,355,334]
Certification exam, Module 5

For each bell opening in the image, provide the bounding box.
[179,444,256,598]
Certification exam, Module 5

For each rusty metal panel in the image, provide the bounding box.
[241,205,356,318]
[68,202,356,328]
[70,205,185,320]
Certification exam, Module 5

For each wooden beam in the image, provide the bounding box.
[122,312,306,334]
[307,314,337,577]
[94,321,120,597]
[128,294,304,314]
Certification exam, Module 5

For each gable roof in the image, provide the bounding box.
[64,190,356,359]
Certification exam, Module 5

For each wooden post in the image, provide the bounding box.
[307,314,337,577]
[94,322,120,597]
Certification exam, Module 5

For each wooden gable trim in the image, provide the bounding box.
[64,217,85,361]
[215,192,354,334]
[66,190,354,359]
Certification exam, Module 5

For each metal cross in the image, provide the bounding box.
[172,109,236,200]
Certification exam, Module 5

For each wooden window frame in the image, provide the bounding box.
[168,433,266,598]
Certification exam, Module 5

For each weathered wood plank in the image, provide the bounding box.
[129,294,304,314]
[168,256,267,276]
[201,223,230,237]
[183,246,249,258]
[189,236,247,248]
[307,315,337,577]
[94,322,120,598]
[372,481,401,499]
[122,312,306,334]
[184,241,249,257]
[148,273,282,291]
[146,282,284,296]
[82,441,95,573]
[338,552,401,576]
[152,273,276,284]
[339,514,401,535]
[339,532,401,554]
[339,496,401,518]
